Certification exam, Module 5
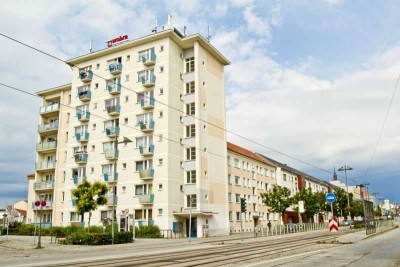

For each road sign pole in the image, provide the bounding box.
[331,203,333,217]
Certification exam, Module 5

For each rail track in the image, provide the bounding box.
[45,230,352,267]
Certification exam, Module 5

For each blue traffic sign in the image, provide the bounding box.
[326,193,336,203]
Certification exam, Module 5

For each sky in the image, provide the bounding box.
[0,0,399,207]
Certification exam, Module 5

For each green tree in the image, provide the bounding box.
[375,205,382,217]
[71,179,109,231]
[314,191,331,219]
[293,188,319,222]
[352,200,364,217]
[261,185,293,224]
[333,188,353,217]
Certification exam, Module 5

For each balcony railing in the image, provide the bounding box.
[78,90,91,102]
[107,83,121,95]
[140,98,155,110]
[139,120,155,133]
[74,153,88,164]
[141,53,156,66]
[107,105,121,116]
[107,196,118,205]
[33,181,55,190]
[139,168,154,180]
[76,132,89,142]
[36,141,57,152]
[79,70,93,82]
[138,194,154,204]
[108,63,122,75]
[35,161,56,171]
[38,122,59,133]
[137,219,154,227]
[103,173,118,183]
[139,145,154,156]
[105,149,119,160]
[40,103,60,115]
[77,111,90,122]
[141,75,156,87]
[73,176,86,185]
[105,127,120,137]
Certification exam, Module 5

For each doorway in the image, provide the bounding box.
[186,217,197,238]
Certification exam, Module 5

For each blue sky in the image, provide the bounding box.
[0,0,399,207]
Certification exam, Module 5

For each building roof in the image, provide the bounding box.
[27,173,35,180]
[227,142,275,167]
[66,29,230,66]
[36,83,71,96]
[15,209,27,216]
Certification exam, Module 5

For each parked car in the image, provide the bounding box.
[342,220,353,226]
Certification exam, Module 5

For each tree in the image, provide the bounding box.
[333,188,352,217]
[293,188,319,223]
[71,179,109,231]
[375,205,382,217]
[261,185,293,224]
[352,200,364,217]
[315,192,331,216]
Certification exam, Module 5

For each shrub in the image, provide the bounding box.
[65,232,132,245]
[105,223,119,234]
[17,224,36,235]
[88,226,104,233]
[135,225,160,238]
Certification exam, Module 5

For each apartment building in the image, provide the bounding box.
[27,19,230,237]
[227,143,277,233]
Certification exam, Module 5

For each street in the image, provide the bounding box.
[249,227,400,267]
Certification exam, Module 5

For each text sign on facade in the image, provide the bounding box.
[326,193,336,203]
[106,35,128,47]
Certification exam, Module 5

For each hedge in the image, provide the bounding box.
[65,231,133,245]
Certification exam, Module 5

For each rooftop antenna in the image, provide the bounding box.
[152,18,158,33]
[207,26,211,42]
[89,40,93,53]
[183,26,187,36]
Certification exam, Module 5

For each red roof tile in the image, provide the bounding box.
[227,142,274,166]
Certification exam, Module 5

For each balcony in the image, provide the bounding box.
[108,63,122,75]
[36,141,57,152]
[80,70,93,82]
[32,201,53,210]
[107,105,121,116]
[103,173,118,183]
[77,111,90,122]
[137,219,154,227]
[78,91,91,102]
[33,181,55,190]
[138,194,154,205]
[35,161,56,172]
[74,153,88,164]
[139,168,154,180]
[107,196,118,205]
[107,83,121,95]
[139,145,154,156]
[140,98,155,110]
[38,122,59,135]
[106,127,120,138]
[73,176,86,185]
[76,132,89,143]
[40,103,60,117]
[105,149,119,160]
[141,53,156,66]
[139,120,155,133]
[141,75,156,87]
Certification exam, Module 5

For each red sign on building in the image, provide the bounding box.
[106,35,128,47]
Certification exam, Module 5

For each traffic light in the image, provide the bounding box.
[240,198,247,213]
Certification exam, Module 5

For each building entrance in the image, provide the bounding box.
[186,217,197,237]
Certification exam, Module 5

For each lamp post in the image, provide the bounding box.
[38,193,45,248]
[188,195,194,243]
[111,136,132,245]
[338,165,353,220]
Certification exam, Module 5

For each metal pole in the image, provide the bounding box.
[188,196,192,243]
[331,203,334,217]
[112,140,118,245]
[6,215,9,240]
[38,205,43,248]
[344,167,351,219]
[34,210,37,245]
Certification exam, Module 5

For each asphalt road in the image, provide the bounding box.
[249,227,400,267]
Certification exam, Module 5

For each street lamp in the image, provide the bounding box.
[188,195,194,243]
[38,192,45,248]
[338,165,353,220]
[111,136,132,245]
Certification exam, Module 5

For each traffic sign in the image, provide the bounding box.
[329,218,339,232]
[326,193,336,203]
[6,205,13,212]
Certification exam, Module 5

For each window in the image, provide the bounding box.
[65,132,68,142]
[160,45,164,52]
[95,83,99,89]
[137,69,154,82]
[96,63,100,69]
[283,174,287,181]
[125,75,129,82]
[68,94,71,104]
[234,158,240,168]
[186,147,196,160]
[159,111,163,118]
[135,184,152,195]
[158,158,163,165]
[93,123,96,130]
[159,88,164,95]
[235,194,240,203]
[186,81,195,94]
[235,176,240,185]
[186,194,196,208]
[136,112,153,125]
[122,163,126,169]
[122,186,126,193]
[102,141,116,152]
[137,90,154,103]
[126,55,130,61]
[236,212,240,221]
[186,103,195,115]
[158,134,163,142]
[61,212,63,223]
[185,57,195,73]
[158,209,163,215]
[135,160,153,171]
[62,191,65,202]
[124,118,128,124]
[186,125,195,138]
[229,211,232,221]
[158,184,163,190]
[159,66,164,73]
[70,212,80,222]
[138,48,155,61]
[136,136,153,148]
[186,170,196,184]
[67,113,70,123]
[228,193,232,202]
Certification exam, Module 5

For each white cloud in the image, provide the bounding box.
[323,0,345,5]
[243,6,272,37]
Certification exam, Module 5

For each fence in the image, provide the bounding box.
[159,229,183,239]
[255,223,329,237]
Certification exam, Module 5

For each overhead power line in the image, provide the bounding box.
[0,32,332,175]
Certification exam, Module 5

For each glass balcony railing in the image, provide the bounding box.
[79,70,93,82]
[40,103,60,115]
[106,105,121,115]
[141,75,156,87]
[74,153,88,164]
[77,111,90,122]
[140,98,155,110]
[35,161,56,171]
[107,83,121,95]
[78,90,91,102]
[105,149,119,160]
[36,141,57,152]
[107,196,118,205]
[141,53,156,66]
[73,176,86,185]
[33,181,55,190]
[38,122,59,133]
[108,63,122,74]
[106,127,120,137]
[139,168,154,180]
[139,144,154,156]
[138,194,154,204]
[103,173,118,183]
[139,120,155,133]
[76,132,89,142]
